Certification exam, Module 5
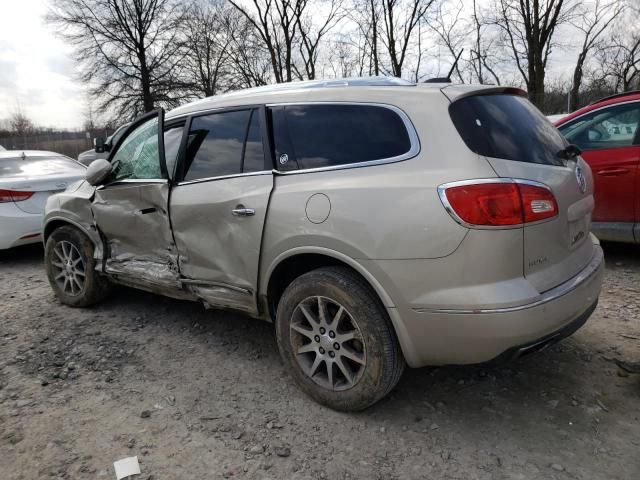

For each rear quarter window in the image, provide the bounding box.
[449,94,567,166]
[271,104,413,170]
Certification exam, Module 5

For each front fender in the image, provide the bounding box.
[42,182,103,261]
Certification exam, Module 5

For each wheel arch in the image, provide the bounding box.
[43,216,104,260]
[263,247,417,366]
[263,247,396,321]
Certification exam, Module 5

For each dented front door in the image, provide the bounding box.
[92,110,179,286]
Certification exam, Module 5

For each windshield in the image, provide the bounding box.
[449,94,567,166]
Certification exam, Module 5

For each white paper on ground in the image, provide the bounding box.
[113,456,141,479]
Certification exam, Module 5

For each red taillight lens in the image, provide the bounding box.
[443,183,523,226]
[518,183,558,222]
[0,189,35,203]
[441,181,557,227]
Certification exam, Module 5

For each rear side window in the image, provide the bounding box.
[182,108,265,181]
[271,104,412,170]
[449,94,567,166]
[558,102,640,151]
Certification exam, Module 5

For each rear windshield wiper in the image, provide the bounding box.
[557,144,582,161]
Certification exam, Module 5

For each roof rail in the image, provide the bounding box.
[424,77,451,83]
[589,90,640,106]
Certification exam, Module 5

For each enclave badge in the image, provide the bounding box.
[575,166,586,194]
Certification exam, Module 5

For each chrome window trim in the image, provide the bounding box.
[437,177,556,230]
[176,170,272,186]
[96,178,169,190]
[266,101,421,175]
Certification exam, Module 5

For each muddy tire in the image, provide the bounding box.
[45,226,111,307]
[275,266,405,411]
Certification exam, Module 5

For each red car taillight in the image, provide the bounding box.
[0,189,35,203]
[440,180,558,227]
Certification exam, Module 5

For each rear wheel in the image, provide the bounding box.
[275,266,405,411]
[45,226,111,307]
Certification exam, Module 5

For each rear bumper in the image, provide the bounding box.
[0,203,43,249]
[389,243,604,367]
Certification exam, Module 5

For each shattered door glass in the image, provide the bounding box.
[110,117,162,180]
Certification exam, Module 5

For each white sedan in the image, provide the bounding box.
[0,151,86,249]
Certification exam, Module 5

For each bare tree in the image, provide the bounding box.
[227,17,274,88]
[594,6,640,92]
[491,0,577,108]
[9,105,35,136]
[295,0,344,80]
[48,0,187,119]
[181,0,237,97]
[426,0,468,82]
[569,0,624,110]
[469,0,501,84]
[348,0,382,75]
[228,0,310,83]
[379,0,436,77]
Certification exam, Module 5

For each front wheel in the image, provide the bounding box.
[44,226,111,307]
[275,266,405,411]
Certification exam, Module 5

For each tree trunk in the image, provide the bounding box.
[570,52,586,112]
[139,49,154,112]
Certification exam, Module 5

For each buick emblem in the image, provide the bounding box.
[575,166,586,194]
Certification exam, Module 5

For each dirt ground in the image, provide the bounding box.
[1,243,639,480]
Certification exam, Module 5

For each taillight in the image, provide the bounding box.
[439,180,557,227]
[518,183,558,222]
[0,189,35,203]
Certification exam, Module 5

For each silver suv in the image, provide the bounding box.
[43,78,604,410]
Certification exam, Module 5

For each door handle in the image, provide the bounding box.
[232,207,255,217]
[597,167,629,176]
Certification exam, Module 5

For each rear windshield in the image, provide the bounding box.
[449,94,567,166]
[0,157,85,178]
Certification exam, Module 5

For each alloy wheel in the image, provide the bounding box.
[51,240,86,296]
[289,296,367,391]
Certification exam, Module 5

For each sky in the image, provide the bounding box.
[0,0,587,130]
[0,0,85,129]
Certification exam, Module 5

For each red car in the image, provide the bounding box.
[555,91,640,243]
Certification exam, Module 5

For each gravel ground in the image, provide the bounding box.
[1,242,639,480]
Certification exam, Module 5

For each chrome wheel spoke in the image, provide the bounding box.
[54,248,66,263]
[297,343,317,354]
[309,355,323,377]
[340,346,366,365]
[317,297,328,325]
[291,323,315,340]
[328,306,344,330]
[299,304,318,325]
[336,331,356,344]
[336,358,354,386]
[326,360,334,388]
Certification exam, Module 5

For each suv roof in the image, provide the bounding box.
[167,76,523,120]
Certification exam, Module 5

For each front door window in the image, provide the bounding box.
[110,117,162,181]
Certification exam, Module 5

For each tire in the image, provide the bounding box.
[275,266,405,411]
[44,226,111,307]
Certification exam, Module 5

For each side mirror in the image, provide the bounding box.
[85,158,112,186]
[94,137,106,153]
